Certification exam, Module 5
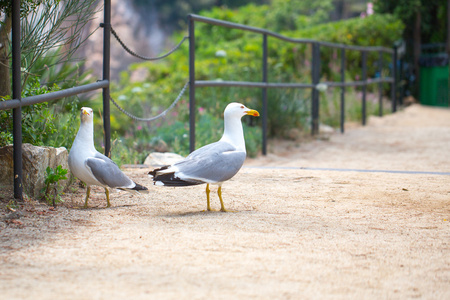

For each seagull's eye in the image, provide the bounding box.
[240,106,244,109]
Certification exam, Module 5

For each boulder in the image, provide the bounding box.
[144,152,184,167]
[0,143,70,199]
[319,123,335,134]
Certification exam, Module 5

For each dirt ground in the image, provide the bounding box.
[1,104,449,299]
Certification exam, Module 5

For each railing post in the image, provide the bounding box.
[378,51,383,116]
[188,15,196,153]
[102,0,111,157]
[340,48,345,133]
[392,45,398,112]
[12,0,22,200]
[311,42,320,135]
[398,54,404,106]
[261,34,268,155]
[361,51,367,126]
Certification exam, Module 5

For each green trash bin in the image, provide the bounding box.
[419,53,449,107]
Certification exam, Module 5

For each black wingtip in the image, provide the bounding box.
[150,167,201,187]
[148,166,170,178]
[133,182,148,191]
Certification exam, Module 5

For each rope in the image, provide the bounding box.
[110,25,188,61]
[110,81,189,122]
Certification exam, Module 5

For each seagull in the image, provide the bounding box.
[149,102,259,212]
[68,107,148,208]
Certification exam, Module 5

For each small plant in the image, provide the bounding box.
[41,165,68,207]
[5,199,19,212]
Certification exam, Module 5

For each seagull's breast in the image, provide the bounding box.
[68,147,102,187]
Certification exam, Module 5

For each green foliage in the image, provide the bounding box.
[5,199,19,211]
[0,0,99,91]
[20,0,99,88]
[1,1,407,167]
[0,75,81,148]
[0,47,93,148]
[0,0,99,149]
[99,3,404,165]
[30,47,93,90]
[41,165,68,207]
[374,0,448,56]
[319,88,392,128]
[131,0,269,33]
[0,0,46,17]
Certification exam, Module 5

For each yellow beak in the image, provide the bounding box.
[82,109,90,116]
[246,109,260,117]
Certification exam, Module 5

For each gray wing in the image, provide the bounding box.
[85,153,134,188]
[174,141,246,183]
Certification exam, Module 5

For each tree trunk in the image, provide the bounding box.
[0,14,11,97]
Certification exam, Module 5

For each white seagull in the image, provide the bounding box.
[149,102,259,212]
[68,107,148,208]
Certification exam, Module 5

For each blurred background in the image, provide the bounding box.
[1,0,448,164]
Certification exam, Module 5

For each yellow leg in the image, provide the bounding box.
[217,186,229,212]
[84,186,91,208]
[206,184,212,211]
[105,188,111,208]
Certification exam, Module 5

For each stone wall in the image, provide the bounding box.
[0,144,71,199]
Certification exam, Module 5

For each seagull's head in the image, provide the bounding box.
[224,102,260,119]
[80,107,94,123]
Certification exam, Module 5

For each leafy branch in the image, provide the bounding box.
[41,165,68,207]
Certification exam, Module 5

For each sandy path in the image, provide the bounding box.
[1,104,449,299]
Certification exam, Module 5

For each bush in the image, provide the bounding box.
[0,48,93,149]
[98,4,403,165]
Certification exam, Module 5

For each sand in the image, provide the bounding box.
[1,104,449,299]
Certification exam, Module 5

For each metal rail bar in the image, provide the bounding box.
[392,46,398,112]
[5,0,112,200]
[188,14,397,155]
[188,14,394,53]
[194,78,392,89]
[12,0,22,200]
[323,78,394,87]
[261,34,268,155]
[378,51,383,116]
[311,43,320,135]
[340,48,345,133]
[195,81,315,88]
[0,80,110,110]
[103,0,111,157]
[361,51,367,125]
[188,15,196,153]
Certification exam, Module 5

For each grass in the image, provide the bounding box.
[101,84,394,166]
[320,86,392,128]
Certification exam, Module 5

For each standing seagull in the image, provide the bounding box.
[69,107,148,208]
[149,102,259,212]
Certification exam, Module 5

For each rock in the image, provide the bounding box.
[286,128,303,140]
[77,0,165,81]
[319,124,335,134]
[0,143,70,199]
[144,152,184,167]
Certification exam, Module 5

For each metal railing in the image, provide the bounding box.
[187,14,398,154]
[1,0,112,200]
[2,6,399,201]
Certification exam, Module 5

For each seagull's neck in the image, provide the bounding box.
[220,116,246,152]
[74,121,96,152]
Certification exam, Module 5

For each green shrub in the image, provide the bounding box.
[41,165,68,207]
[100,4,403,164]
[0,47,93,149]
[0,76,81,149]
